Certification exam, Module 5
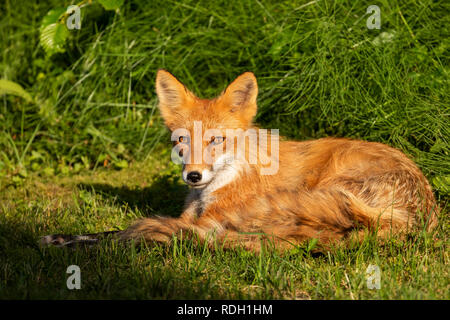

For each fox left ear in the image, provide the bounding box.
[220,72,258,125]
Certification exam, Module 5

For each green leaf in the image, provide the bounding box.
[40,8,69,55]
[306,238,318,252]
[430,139,447,154]
[12,175,24,185]
[18,168,28,178]
[0,79,33,103]
[98,0,124,10]
[43,167,55,176]
[40,23,69,55]
[41,8,66,28]
[114,160,128,169]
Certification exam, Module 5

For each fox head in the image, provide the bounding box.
[155,69,259,189]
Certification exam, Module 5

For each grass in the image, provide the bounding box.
[1,154,448,299]
[0,0,449,299]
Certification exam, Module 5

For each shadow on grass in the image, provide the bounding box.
[77,174,189,217]
[0,175,230,298]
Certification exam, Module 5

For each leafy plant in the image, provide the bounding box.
[0,80,33,103]
[39,0,124,56]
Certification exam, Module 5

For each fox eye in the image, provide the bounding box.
[211,136,225,145]
[178,136,190,143]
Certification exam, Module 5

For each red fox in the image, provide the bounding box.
[42,70,439,251]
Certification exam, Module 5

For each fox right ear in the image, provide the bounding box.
[155,70,193,128]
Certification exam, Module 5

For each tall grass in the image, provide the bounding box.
[1,1,448,185]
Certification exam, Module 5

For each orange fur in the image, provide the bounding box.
[117,70,439,251]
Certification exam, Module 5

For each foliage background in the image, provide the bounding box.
[1,0,448,184]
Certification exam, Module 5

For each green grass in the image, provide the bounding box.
[1,155,448,299]
[0,0,449,299]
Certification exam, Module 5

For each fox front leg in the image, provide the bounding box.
[116,216,200,243]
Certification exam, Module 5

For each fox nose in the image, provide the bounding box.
[186,171,202,183]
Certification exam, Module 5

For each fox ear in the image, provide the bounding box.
[220,72,258,124]
[155,70,194,128]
